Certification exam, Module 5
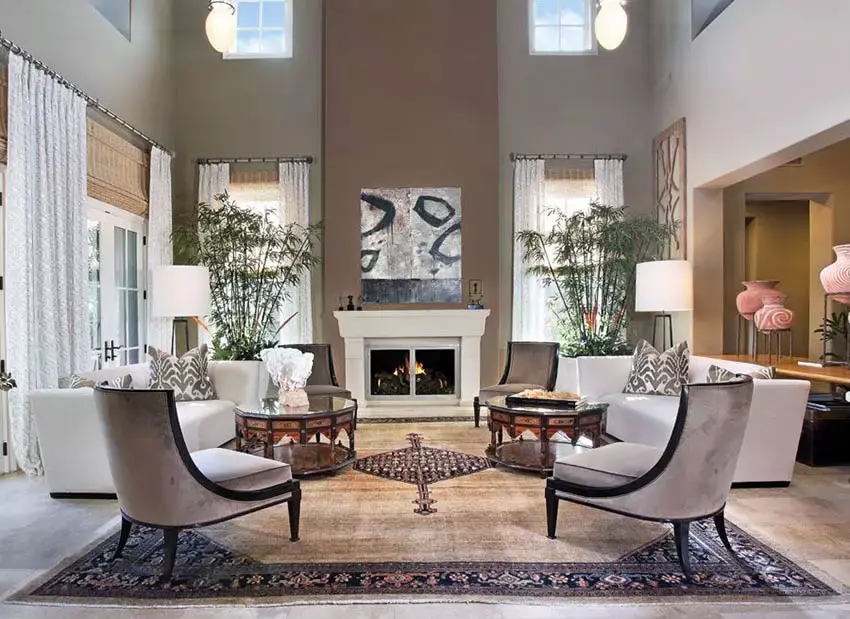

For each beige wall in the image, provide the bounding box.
[497,0,655,358]
[744,201,810,358]
[0,0,173,146]
[323,0,500,385]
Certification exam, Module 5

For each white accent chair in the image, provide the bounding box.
[29,361,263,498]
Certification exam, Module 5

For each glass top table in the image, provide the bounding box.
[484,395,608,474]
[234,396,357,477]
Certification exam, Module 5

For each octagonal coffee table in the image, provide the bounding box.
[485,395,608,474]
[235,395,356,477]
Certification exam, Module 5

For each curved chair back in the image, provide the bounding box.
[93,386,229,528]
[282,344,339,387]
[501,341,559,388]
[614,377,754,520]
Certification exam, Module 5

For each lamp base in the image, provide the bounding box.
[651,313,674,351]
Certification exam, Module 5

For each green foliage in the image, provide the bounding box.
[172,193,322,361]
[517,202,675,356]
[815,311,848,362]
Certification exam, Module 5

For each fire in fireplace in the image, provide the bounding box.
[370,347,456,397]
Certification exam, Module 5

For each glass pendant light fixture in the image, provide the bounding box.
[206,1,237,53]
[595,0,629,51]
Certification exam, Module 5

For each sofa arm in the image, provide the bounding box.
[207,361,262,409]
[734,378,810,484]
[30,388,115,495]
[576,356,632,399]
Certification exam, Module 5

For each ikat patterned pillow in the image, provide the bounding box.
[148,345,216,402]
[61,374,133,389]
[623,340,690,396]
[705,364,737,384]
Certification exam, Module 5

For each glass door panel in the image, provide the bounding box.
[87,219,104,370]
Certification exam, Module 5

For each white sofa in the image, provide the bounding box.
[30,361,264,497]
[556,355,810,486]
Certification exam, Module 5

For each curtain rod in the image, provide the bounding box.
[0,33,173,156]
[197,156,314,164]
[510,153,628,161]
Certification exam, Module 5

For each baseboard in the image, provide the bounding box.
[731,481,790,489]
[50,492,117,500]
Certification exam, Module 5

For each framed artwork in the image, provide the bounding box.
[653,118,687,260]
[360,187,462,304]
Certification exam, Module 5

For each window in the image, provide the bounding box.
[530,0,596,55]
[226,0,293,59]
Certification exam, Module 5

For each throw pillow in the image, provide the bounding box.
[61,374,132,389]
[623,340,690,396]
[148,345,216,402]
[750,366,774,380]
[705,364,737,383]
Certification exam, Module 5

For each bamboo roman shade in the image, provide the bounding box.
[0,66,7,164]
[86,119,150,216]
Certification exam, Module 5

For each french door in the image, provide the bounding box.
[0,168,12,474]
[87,198,146,369]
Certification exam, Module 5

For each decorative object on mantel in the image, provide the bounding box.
[653,118,686,260]
[754,293,794,332]
[260,347,314,408]
[205,1,237,53]
[361,187,462,304]
[736,280,781,320]
[347,295,355,311]
[820,244,850,305]
[468,279,484,309]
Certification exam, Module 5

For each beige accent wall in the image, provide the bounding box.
[743,201,810,358]
[0,0,173,147]
[323,0,500,386]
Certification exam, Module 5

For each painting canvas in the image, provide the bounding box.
[361,187,462,304]
[654,118,687,260]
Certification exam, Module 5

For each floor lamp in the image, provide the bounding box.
[635,260,693,351]
[151,266,211,354]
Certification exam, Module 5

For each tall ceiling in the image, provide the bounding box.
[691,0,736,39]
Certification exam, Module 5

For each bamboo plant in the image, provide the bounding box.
[172,193,322,361]
[517,202,674,356]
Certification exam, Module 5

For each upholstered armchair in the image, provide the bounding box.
[474,341,559,427]
[93,386,302,581]
[546,377,754,578]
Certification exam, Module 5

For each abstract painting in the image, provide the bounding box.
[654,118,687,260]
[361,187,462,304]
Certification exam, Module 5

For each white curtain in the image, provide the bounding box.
[594,158,625,206]
[278,161,313,344]
[511,158,549,341]
[197,163,229,347]
[5,54,89,475]
[147,147,173,352]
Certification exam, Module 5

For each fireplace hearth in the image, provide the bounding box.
[370,346,457,398]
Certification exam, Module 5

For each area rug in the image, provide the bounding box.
[10,423,836,605]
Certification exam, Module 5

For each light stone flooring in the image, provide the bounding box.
[2,429,850,618]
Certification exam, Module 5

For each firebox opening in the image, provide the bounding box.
[370,347,457,397]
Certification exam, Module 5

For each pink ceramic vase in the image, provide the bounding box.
[754,293,794,332]
[820,244,850,305]
[736,280,780,320]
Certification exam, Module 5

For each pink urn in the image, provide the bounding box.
[820,244,850,305]
[736,280,780,320]
[754,293,794,332]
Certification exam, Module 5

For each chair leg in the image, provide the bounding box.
[714,509,734,552]
[672,521,692,578]
[473,396,480,428]
[352,399,358,430]
[288,485,302,542]
[161,529,179,581]
[545,485,559,539]
[112,515,132,560]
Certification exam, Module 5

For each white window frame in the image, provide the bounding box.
[224,0,294,60]
[529,0,597,56]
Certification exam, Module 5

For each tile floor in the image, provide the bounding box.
[2,444,850,617]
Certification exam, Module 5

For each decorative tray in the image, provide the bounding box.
[505,389,586,409]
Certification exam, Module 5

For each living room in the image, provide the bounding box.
[1,0,849,617]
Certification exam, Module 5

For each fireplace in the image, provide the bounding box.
[368,344,458,399]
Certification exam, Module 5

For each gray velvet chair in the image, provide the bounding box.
[474,341,559,427]
[546,376,754,578]
[93,385,301,581]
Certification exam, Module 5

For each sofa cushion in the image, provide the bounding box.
[624,340,689,396]
[554,442,662,488]
[61,373,132,389]
[479,383,544,404]
[176,400,236,452]
[689,356,773,382]
[601,392,678,450]
[149,345,216,402]
[191,448,292,492]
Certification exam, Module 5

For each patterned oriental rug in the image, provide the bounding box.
[10,423,836,606]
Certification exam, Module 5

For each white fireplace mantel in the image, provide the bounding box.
[334,309,490,407]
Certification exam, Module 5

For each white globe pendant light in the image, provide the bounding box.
[206,1,237,53]
[596,0,628,51]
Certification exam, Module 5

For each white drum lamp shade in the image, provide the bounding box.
[152,266,211,318]
[635,260,693,313]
